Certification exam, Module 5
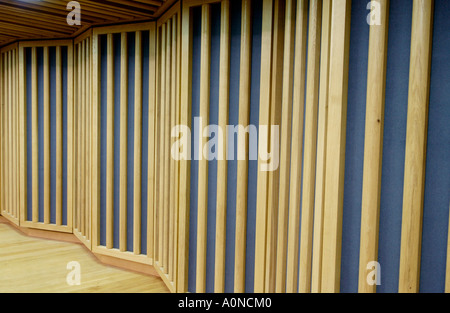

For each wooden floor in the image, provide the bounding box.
[0,222,169,293]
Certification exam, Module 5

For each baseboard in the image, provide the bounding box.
[94,253,160,278]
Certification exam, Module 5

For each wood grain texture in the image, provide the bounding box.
[0,223,169,293]
[214,0,230,293]
[264,0,284,293]
[234,0,251,293]
[398,0,434,293]
[55,46,63,226]
[147,23,157,260]
[311,0,331,293]
[299,0,322,293]
[31,47,39,223]
[254,0,274,293]
[92,34,101,247]
[275,0,296,293]
[177,3,193,293]
[285,0,308,293]
[321,0,352,293]
[106,34,115,249]
[163,20,172,273]
[43,47,50,224]
[120,32,128,252]
[158,23,166,268]
[196,4,211,293]
[358,0,390,293]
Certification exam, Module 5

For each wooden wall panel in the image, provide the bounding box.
[91,21,160,270]
[0,0,447,295]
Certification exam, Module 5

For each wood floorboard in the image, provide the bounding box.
[0,223,169,293]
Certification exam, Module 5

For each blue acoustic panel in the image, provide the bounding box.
[377,0,412,293]
[50,47,57,225]
[419,0,450,293]
[127,31,136,252]
[245,0,262,293]
[141,30,150,255]
[205,2,221,293]
[37,47,44,223]
[188,5,202,293]
[26,48,33,221]
[113,33,121,249]
[100,35,108,246]
[340,0,370,293]
[62,46,68,226]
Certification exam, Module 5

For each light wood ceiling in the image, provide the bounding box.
[0,0,175,47]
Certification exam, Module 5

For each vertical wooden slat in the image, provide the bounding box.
[13,49,18,220]
[8,50,13,217]
[311,0,332,293]
[275,0,296,292]
[234,0,251,293]
[72,44,78,231]
[321,0,352,293]
[159,23,167,266]
[264,0,284,293]
[12,49,18,220]
[169,16,177,280]
[16,48,20,221]
[2,52,6,217]
[8,50,12,218]
[134,30,143,255]
[16,48,19,221]
[285,0,308,293]
[76,43,82,231]
[174,12,181,288]
[398,0,434,293]
[86,39,91,240]
[163,20,172,273]
[0,52,3,218]
[298,0,322,293]
[31,47,39,223]
[2,52,5,213]
[84,39,89,237]
[178,3,193,293]
[254,0,274,293]
[0,52,3,217]
[196,4,210,293]
[120,32,128,252]
[106,34,115,249]
[81,40,86,236]
[67,43,74,231]
[56,46,63,226]
[153,26,161,261]
[8,50,12,216]
[358,0,390,293]
[7,51,11,217]
[8,50,12,217]
[92,34,100,247]
[43,46,50,224]
[147,23,157,259]
[214,0,230,293]
[0,52,2,217]
[1,52,3,218]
